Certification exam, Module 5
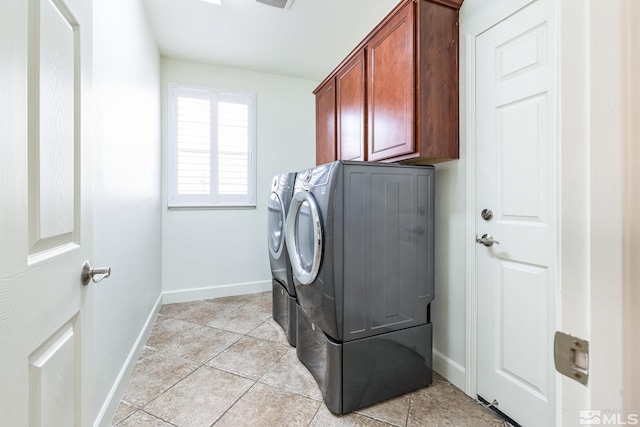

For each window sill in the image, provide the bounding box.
[167,204,257,211]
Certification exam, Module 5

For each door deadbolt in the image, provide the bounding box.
[481,209,493,221]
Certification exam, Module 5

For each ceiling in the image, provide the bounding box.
[142,0,400,82]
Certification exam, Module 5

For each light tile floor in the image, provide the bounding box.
[112,291,508,427]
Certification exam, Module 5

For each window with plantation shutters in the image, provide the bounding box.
[168,84,256,207]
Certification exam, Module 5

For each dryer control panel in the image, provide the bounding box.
[295,162,334,191]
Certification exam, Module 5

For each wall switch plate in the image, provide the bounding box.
[554,331,589,385]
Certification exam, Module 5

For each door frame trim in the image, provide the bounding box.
[623,0,640,409]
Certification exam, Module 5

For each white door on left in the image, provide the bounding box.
[0,0,94,425]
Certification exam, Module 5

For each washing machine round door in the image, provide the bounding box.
[285,190,322,285]
[267,192,286,258]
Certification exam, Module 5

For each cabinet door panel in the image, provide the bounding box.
[367,3,415,161]
[337,50,366,161]
[315,78,336,165]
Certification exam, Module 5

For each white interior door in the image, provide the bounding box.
[475,0,556,425]
[0,0,94,425]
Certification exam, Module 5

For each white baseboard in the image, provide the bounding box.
[93,294,163,427]
[162,280,272,304]
[433,348,467,393]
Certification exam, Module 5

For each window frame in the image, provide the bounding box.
[167,83,257,209]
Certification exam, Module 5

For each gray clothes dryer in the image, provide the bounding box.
[267,172,297,346]
[285,161,435,414]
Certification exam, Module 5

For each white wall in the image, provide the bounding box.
[432,161,467,387]
[92,0,162,425]
[161,58,316,302]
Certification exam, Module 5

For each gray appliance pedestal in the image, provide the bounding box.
[296,304,433,414]
[272,279,296,346]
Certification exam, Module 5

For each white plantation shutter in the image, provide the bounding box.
[217,96,250,197]
[176,93,211,197]
[169,84,256,207]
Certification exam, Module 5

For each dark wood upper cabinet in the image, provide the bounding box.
[411,0,460,163]
[313,0,463,165]
[315,78,336,166]
[428,0,464,9]
[367,2,415,161]
[337,50,366,161]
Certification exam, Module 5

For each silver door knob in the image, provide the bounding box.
[476,234,500,247]
[81,260,111,286]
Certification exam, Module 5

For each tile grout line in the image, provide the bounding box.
[306,400,322,427]
[404,391,413,427]
[209,379,260,426]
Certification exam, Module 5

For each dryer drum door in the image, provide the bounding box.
[267,192,286,259]
[285,190,322,285]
